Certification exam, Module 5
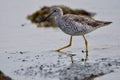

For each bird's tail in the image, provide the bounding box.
[103,22,112,26]
[96,21,112,27]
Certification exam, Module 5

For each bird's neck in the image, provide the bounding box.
[55,14,62,21]
[55,11,63,19]
[54,12,63,23]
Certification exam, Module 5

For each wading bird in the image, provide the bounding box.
[41,7,112,61]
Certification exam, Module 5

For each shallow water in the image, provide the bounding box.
[0,0,120,80]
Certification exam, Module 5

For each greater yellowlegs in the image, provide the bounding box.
[41,7,112,61]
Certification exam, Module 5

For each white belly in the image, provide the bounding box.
[56,18,97,36]
[58,22,97,36]
[73,25,97,36]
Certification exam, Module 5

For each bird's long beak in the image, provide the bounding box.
[41,11,55,22]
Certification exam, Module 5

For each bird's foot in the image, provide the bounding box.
[55,49,60,52]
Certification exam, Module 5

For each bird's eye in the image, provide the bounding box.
[54,10,57,12]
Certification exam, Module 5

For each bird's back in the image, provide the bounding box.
[62,14,112,27]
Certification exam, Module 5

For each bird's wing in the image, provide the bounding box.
[63,14,111,27]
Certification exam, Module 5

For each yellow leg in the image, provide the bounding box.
[56,36,72,52]
[82,35,88,61]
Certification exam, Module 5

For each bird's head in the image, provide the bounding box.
[40,7,63,21]
[49,7,63,16]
